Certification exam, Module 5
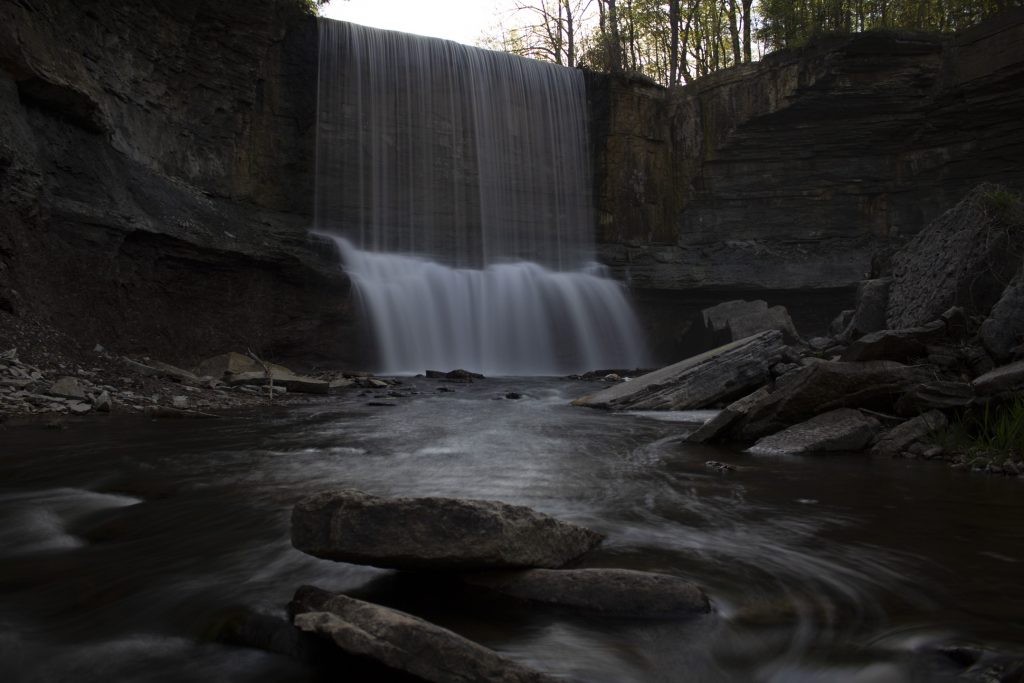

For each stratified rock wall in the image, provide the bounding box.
[591,10,1024,350]
[0,0,356,367]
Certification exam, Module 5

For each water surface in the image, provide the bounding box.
[1,378,1022,682]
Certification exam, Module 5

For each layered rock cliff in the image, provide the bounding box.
[1,1,1022,367]
[0,0,356,367]
[589,11,1024,357]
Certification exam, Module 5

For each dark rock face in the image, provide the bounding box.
[461,568,710,617]
[0,0,358,367]
[748,408,881,455]
[291,490,604,570]
[972,360,1024,396]
[887,185,1024,329]
[591,15,1024,342]
[291,587,560,683]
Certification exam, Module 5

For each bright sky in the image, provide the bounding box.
[320,0,519,46]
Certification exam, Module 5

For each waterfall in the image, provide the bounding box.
[316,20,649,375]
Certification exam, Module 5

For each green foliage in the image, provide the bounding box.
[981,186,1023,220]
[757,0,1024,52]
[936,396,1024,465]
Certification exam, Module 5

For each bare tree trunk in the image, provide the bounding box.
[564,0,575,65]
[742,0,752,62]
[726,0,741,65]
[607,0,621,71]
[669,0,680,85]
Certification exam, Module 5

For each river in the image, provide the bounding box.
[1,378,1022,682]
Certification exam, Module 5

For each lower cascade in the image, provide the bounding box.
[316,20,649,375]
[332,238,648,376]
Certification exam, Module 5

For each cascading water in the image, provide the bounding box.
[316,20,649,375]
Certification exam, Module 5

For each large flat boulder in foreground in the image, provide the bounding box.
[292,490,603,570]
[748,409,881,455]
[461,568,709,618]
[291,587,558,683]
[573,330,785,411]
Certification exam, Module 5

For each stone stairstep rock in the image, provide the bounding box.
[460,568,709,618]
[291,490,604,571]
[747,408,881,455]
[572,330,785,411]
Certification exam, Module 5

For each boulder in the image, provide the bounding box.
[685,386,771,443]
[829,309,855,338]
[843,278,891,340]
[980,268,1024,363]
[727,305,800,344]
[291,490,603,570]
[701,300,768,345]
[92,390,112,412]
[460,568,709,618]
[887,184,1024,329]
[894,381,974,416]
[871,411,947,456]
[732,360,927,439]
[426,369,485,380]
[972,359,1024,396]
[48,377,87,400]
[748,408,881,455]
[572,330,785,411]
[194,352,292,381]
[839,321,946,363]
[291,587,558,683]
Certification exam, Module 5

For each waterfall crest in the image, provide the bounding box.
[317,20,649,375]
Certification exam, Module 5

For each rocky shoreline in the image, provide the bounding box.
[575,184,1024,477]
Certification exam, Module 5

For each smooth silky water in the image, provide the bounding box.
[315,21,649,375]
[1,381,1022,682]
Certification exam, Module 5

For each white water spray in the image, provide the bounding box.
[317,21,649,375]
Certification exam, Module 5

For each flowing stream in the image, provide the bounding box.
[2,381,1022,682]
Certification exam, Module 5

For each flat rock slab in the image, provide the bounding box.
[748,408,881,455]
[291,490,604,570]
[734,360,927,439]
[894,381,974,416]
[292,588,559,683]
[973,360,1024,396]
[573,330,785,411]
[48,376,87,399]
[461,568,709,618]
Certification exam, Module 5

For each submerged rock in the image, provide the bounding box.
[291,490,603,570]
[748,408,881,455]
[461,568,709,617]
[572,330,785,411]
[291,587,559,683]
